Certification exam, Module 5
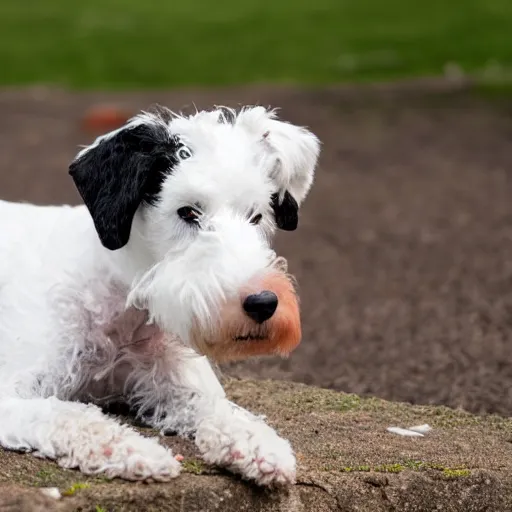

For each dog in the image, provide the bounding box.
[0,105,320,486]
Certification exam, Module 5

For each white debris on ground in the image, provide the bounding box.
[39,487,62,500]
[387,424,432,437]
[387,427,425,437]
[408,424,432,434]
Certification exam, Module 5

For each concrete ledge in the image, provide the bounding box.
[0,379,511,511]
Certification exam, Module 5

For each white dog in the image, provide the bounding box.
[0,105,320,486]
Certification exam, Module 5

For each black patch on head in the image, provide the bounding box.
[271,190,299,231]
[69,118,180,251]
[217,107,236,125]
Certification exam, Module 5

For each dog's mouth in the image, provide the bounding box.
[233,331,267,342]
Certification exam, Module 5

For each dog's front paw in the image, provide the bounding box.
[195,415,296,486]
[58,424,181,482]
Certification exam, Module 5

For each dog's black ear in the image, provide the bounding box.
[271,190,299,231]
[69,119,179,251]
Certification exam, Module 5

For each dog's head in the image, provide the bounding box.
[69,105,320,361]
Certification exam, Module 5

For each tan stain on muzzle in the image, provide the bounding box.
[193,269,302,363]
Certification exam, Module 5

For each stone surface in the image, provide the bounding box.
[0,379,510,511]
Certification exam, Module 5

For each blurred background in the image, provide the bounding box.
[1,0,512,416]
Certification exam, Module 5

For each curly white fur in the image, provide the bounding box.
[0,106,320,486]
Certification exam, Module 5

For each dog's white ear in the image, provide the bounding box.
[262,115,320,205]
[238,106,321,231]
[69,109,179,251]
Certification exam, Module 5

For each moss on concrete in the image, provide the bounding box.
[181,459,206,475]
[326,459,472,478]
[442,468,471,478]
[61,482,91,497]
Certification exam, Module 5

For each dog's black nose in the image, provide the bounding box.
[243,291,278,324]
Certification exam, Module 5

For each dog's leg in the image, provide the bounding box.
[0,395,180,481]
[133,354,296,486]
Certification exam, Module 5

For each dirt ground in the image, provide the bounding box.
[1,82,512,416]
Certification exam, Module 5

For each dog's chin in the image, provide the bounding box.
[190,320,302,363]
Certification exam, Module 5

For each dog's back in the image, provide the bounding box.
[0,200,91,285]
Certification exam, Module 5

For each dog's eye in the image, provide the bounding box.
[250,213,263,225]
[177,206,200,224]
[177,146,192,161]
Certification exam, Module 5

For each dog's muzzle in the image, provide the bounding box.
[190,257,302,363]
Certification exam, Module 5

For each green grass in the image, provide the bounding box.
[1,0,512,89]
